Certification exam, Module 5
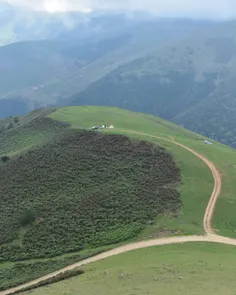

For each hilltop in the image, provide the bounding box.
[0,106,186,290]
[1,106,236,294]
[1,106,236,292]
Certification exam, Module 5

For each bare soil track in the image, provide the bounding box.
[1,130,233,295]
[121,130,222,235]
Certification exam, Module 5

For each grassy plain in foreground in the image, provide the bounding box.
[22,242,236,295]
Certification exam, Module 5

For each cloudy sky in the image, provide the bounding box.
[2,0,236,18]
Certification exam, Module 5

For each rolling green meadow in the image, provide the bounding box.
[21,242,236,295]
[3,11,236,295]
[50,106,236,237]
[1,106,236,292]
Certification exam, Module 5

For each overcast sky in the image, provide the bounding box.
[3,0,236,18]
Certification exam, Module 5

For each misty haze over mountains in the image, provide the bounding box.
[1,1,236,147]
[2,0,236,19]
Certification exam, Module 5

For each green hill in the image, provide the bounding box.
[1,106,236,291]
[49,107,236,239]
[0,128,181,261]
[0,108,67,155]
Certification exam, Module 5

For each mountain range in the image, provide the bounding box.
[2,6,236,293]
[71,20,236,147]
[0,16,209,112]
[1,8,236,147]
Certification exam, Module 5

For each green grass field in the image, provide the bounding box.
[0,106,202,291]
[49,106,214,237]
[1,105,236,293]
[50,106,236,238]
[0,114,68,156]
[22,242,236,295]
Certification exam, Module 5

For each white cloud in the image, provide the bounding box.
[2,0,236,18]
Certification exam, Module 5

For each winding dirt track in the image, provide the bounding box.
[119,130,222,235]
[1,130,232,295]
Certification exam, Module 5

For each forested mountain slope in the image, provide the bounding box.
[70,21,236,147]
[0,18,208,117]
[2,15,236,147]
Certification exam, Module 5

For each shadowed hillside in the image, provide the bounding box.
[70,21,236,148]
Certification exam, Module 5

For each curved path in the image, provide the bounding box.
[118,129,222,234]
[0,130,228,295]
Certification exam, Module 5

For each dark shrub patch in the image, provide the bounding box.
[0,130,181,261]
[19,210,36,227]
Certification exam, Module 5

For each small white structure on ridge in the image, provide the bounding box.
[203,140,213,145]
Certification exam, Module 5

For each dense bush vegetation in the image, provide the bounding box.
[11,269,85,294]
[0,251,91,291]
[0,155,10,164]
[0,129,181,261]
[19,210,36,227]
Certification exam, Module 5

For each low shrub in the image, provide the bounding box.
[0,129,181,261]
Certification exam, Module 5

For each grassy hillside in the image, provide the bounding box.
[2,106,236,292]
[70,21,236,148]
[0,106,216,291]
[24,243,236,295]
[50,106,236,239]
[0,111,68,155]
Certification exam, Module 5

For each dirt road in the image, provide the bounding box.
[118,129,222,235]
[0,130,227,295]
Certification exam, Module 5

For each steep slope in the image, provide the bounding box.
[1,106,236,293]
[70,20,236,148]
[0,18,209,117]
[173,95,236,147]
[0,106,216,291]
[0,116,67,155]
[0,40,76,97]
